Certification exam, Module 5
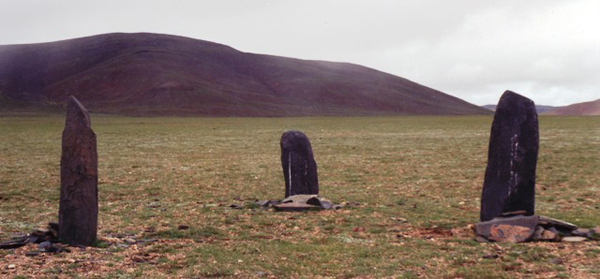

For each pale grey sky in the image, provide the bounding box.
[1,0,598,106]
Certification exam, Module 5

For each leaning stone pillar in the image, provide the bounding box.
[59,96,98,245]
[480,91,538,222]
[280,131,319,198]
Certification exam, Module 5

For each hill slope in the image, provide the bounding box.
[0,33,490,116]
[482,104,558,114]
[544,99,600,116]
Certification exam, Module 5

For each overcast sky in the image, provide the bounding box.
[1,0,598,106]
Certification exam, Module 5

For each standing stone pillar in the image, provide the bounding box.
[59,96,98,245]
[280,131,319,198]
[480,91,538,222]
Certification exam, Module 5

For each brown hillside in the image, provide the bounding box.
[0,33,491,116]
[544,99,600,116]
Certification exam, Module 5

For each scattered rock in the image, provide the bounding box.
[25,251,39,257]
[549,257,564,265]
[124,238,137,244]
[540,229,558,241]
[562,236,587,242]
[475,235,490,243]
[353,227,366,233]
[146,201,161,208]
[0,239,28,249]
[391,217,408,223]
[7,264,15,269]
[228,204,243,209]
[39,241,52,250]
[482,254,498,259]
[132,255,146,262]
[136,239,157,246]
[255,200,272,207]
[533,226,544,240]
[177,225,189,230]
[571,228,591,237]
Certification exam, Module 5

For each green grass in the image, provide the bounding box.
[0,115,598,277]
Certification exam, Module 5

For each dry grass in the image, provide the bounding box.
[0,115,598,278]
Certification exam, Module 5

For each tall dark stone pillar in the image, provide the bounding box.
[280,131,319,198]
[59,96,98,245]
[480,91,539,222]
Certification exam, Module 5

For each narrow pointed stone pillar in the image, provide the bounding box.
[59,96,98,245]
[280,131,319,198]
[480,91,539,222]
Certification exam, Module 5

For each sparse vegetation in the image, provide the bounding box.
[0,115,598,277]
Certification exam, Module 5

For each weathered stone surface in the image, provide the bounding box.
[59,96,98,246]
[488,224,535,243]
[280,131,318,198]
[475,215,539,239]
[480,91,539,222]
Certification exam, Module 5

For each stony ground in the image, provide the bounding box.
[0,115,598,278]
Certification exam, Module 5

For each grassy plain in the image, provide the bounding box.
[0,115,598,278]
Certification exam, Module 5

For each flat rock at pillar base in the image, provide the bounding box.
[562,236,587,242]
[273,202,320,212]
[281,194,319,204]
[474,215,600,242]
[475,215,539,240]
[0,239,27,249]
[501,210,527,217]
[259,195,340,211]
[538,216,578,231]
[571,228,591,237]
[488,224,536,243]
[541,229,559,241]
[255,200,274,207]
[475,235,490,243]
[533,227,559,241]
[280,195,334,209]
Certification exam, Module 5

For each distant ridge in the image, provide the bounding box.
[0,33,491,116]
[482,104,558,114]
[544,99,600,116]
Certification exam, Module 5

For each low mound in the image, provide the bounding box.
[544,99,600,116]
[0,33,490,116]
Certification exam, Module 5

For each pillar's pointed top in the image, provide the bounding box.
[66,95,91,128]
[500,90,535,106]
